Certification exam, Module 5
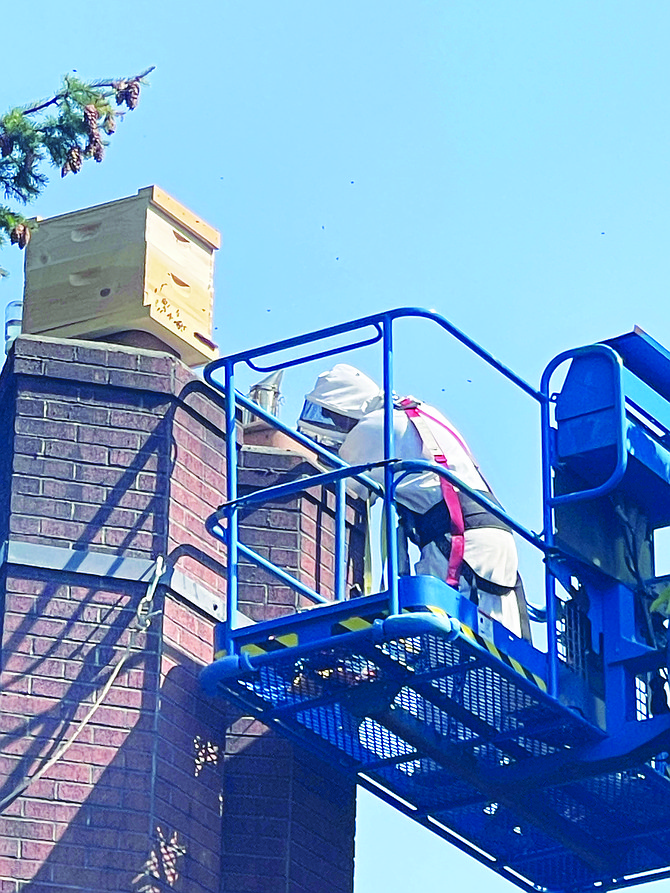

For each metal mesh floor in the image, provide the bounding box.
[219,629,670,892]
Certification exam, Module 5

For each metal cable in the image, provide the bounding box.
[0,556,165,815]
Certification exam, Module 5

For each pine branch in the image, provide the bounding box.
[0,67,154,258]
[22,67,155,116]
[87,66,156,91]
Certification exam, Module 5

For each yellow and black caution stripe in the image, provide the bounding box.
[417,604,449,618]
[216,611,386,660]
[239,631,300,658]
[330,603,448,637]
[217,603,455,660]
[460,623,547,692]
[218,605,545,693]
[331,611,386,637]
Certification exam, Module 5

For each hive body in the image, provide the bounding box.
[23,185,220,366]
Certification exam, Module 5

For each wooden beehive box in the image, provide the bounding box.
[23,185,220,367]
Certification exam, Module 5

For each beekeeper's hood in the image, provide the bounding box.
[299,364,384,446]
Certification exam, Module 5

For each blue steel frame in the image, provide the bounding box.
[203,307,550,657]
[201,309,670,893]
[540,343,628,698]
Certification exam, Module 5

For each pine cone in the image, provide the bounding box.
[114,81,128,106]
[0,133,13,158]
[83,104,98,127]
[125,80,140,110]
[18,225,30,249]
[92,140,104,163]
[61,160,71,178]
[67,145,83,174]
[103,114,116,135]
[10,223,26,247]
[83,104,100,140]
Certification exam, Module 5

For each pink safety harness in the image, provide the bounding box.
[398,398,465,587]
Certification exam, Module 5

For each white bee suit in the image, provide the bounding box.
[299,364,386,446]
[300,365,524,637]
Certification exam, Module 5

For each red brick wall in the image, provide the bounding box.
[0,570,163,890]
[221,717,356,893]
[168,365,228,594]
[8,337,172,558]
[238,447,366,620]
[7,336,228,591]
[0,335,357,892]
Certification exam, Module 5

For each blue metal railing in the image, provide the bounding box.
[200,315,670,893]
[540,344,628,508]
[208,458,547,607]
[205,307,543,399]
[203,308,553,682]
[539,343,628,697]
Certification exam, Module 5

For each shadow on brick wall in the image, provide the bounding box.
[5,639,229,892]
[0,348,357,891]
[6,639,355,893]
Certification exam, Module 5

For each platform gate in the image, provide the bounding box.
[199,308,670,893]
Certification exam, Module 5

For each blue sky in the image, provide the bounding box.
[4,2,670,891]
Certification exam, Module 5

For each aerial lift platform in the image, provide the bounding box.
[199,308,670,893]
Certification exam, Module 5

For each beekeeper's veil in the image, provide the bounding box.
[299,364,384,446]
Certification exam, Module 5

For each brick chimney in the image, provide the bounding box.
[0,334,358,892]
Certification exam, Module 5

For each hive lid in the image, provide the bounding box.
[28,185,221,251]
[141,185,221,249]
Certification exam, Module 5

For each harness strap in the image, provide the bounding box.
[416,405,496,492]
[399,398,465,587]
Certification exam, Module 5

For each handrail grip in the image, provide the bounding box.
[204,307,544,403]
[541,345,628,507]
[539,342,626,699]
[214,460,392,514]
[246,323,384,373]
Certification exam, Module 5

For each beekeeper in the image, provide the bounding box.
[298,364,530,640]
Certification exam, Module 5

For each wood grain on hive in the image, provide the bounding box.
[23,185,221,367]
